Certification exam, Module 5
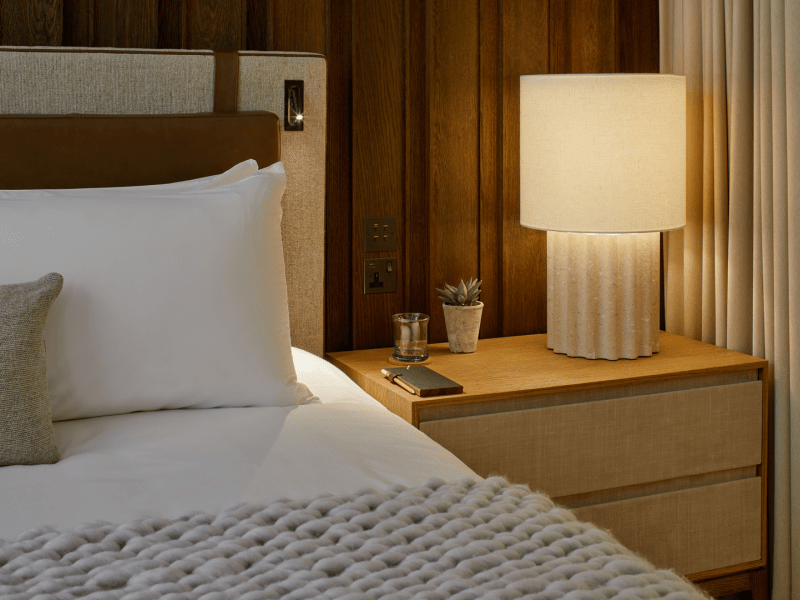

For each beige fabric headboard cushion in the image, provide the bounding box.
[0,47,326,356]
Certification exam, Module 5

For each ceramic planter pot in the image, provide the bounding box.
[442,301,483,353]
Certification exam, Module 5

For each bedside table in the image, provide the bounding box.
[328,332,769,600]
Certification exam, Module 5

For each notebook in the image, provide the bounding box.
[382,366,463,397]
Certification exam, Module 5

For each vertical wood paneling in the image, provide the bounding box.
[615,0,659,73]
[428,0,481,344]
[92,0,117,46]
[550,0,614,74]
[62,0,93,46]
[351,0,405,349]
[246,0,272,51]
[324,0,353,352]
[187,0,245,50]
[548,0,569,73]
[115,0,159,47]
[0,0,62,45]
[158,0,187,49]
[404,0,430,319]
[5,0,660,352]
[273,0,325,53]
[478,0,501,339]
[500,0,548,337]
[571,0,614,73]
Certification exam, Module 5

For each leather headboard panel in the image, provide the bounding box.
[0,111,280,190]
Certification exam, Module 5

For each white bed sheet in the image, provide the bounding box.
[0,349,476,541]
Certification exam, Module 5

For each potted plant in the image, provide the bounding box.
[436,278,483,353]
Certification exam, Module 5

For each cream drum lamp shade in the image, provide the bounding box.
[520,74,686,233]
[519,74,686,360]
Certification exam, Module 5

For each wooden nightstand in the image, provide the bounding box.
[328,332,770,600]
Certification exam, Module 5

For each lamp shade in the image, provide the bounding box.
[520,74,686,233]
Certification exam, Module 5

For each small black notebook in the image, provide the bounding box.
[383,366,463,397]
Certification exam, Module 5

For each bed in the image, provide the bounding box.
[0,47,708,599]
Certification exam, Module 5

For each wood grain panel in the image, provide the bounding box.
[272,0,325,53]
[615,0,659,73]
[550,0,614,74]
[351,0,405,349]
[158,0,187,49]
[187,0,245,50]
[478,0,500,339]
[547,0,568,74]
[500,0,548,337]
[114,0,158,48]
[420,381,763,497]
[428,0,480,344]
[695,570,759,598]
[62,0,93,46]
[573,479,763,576]
[569,0,614,73]
[92,0,116,46]
[325,0,353,352]
[404,0,430,319]
[246,0,271,50]
[0,0,62,46]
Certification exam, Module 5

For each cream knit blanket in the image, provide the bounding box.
[0,478,706,600]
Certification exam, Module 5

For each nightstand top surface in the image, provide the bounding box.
[327,332,766,412]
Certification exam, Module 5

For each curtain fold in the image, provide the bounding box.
[660,1,798,597]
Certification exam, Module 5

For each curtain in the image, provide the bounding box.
[660,1,799,598]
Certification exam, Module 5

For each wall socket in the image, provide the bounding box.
[364,216,398,252]
[363,257,397,294]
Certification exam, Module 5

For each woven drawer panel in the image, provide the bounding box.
[573,477,762,576]
[420,380,762,497]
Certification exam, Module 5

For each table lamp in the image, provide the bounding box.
[520,74,686,360]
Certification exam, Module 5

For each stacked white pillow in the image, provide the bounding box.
[0,160,313,421]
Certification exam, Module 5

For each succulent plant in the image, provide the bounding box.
[437,278,482,307]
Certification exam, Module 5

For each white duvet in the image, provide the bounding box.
[0,349,476,541]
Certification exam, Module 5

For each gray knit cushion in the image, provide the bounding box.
[0,273,63,467]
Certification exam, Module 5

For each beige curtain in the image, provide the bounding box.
[660,0,799,597]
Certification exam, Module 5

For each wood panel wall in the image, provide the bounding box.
[0,0,659,351]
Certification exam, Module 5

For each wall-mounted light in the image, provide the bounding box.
[284,80,304,132]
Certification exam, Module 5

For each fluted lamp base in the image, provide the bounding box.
[547,231,660,360]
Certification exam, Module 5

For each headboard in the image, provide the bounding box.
[0,47,326,356]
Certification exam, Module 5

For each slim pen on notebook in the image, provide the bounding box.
[381,368,416,394]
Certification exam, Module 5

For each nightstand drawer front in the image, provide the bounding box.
[420,381,762,498]
[573,477,762,576]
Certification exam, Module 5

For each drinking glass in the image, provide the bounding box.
[392,313,429,362]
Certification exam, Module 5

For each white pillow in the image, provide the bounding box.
[0,162,313,420]
[0,159,259,198]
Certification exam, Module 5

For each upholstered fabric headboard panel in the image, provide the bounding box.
[0,47,326,356]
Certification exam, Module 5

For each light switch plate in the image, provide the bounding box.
[364,257,397,294]
[364,216,398,252]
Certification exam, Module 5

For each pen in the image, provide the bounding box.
[381,369,416,395]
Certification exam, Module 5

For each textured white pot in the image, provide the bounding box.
[442,302,483,353]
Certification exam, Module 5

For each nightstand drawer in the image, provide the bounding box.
[573,477,762,576]
[420,380,762,498]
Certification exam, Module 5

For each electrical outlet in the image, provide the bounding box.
[364,257,397,294]
[364,216,398,252]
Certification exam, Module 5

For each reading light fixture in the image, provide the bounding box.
[284,80,304,131]
[520,74,686,360]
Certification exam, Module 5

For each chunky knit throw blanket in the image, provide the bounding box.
[0,478,706,600]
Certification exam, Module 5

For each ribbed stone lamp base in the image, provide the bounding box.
[547,231,660,360]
